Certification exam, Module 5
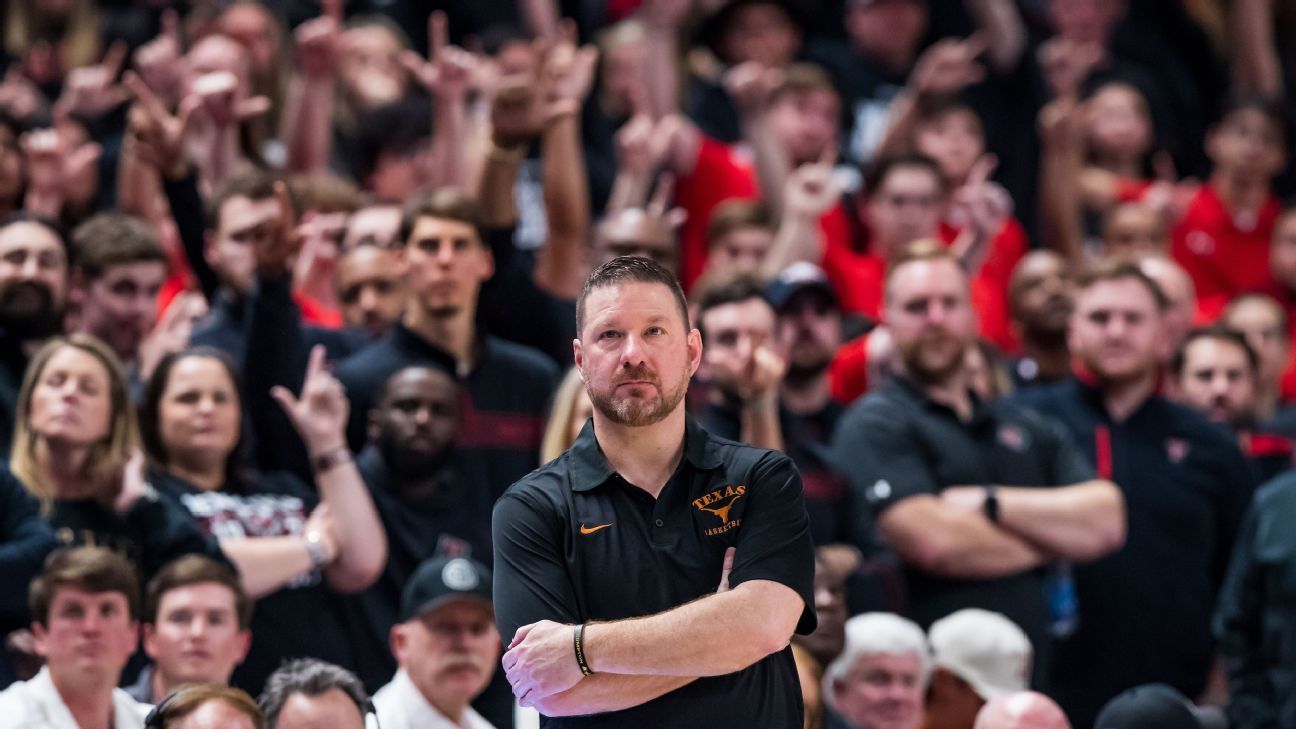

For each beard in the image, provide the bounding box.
[786,346,833,383]
[0,280,62,341]
[377,428,452,482]
[588,362,689,427]
[898,330,966,385]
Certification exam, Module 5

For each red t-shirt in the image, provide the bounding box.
[1168,184,1281,321]
[819,217,1027,353]
[674,136,852,292]
[828,334,871,405]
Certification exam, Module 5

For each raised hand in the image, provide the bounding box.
[125,71,200,179]
[784,144,844,218]
[271,344,351,454]
[1037,38,1102,100]
[253,180,300,277]
[113,450,153,515]
[723,61,783,119]
[55,42,130,120]
[402,11,479,103]
[20,127,101,216]
[0,66,48,120]
[190,70,271,129]
[541,21,598,120]
[295,0,344,79]
[133,9,184,106]
[950,155,1012,270]
[909,34,987,98]
[138,292,209,381]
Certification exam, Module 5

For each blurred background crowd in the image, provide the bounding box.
[0,0,1294,727]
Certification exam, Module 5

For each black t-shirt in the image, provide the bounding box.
[340,447,495,690]
[699,400,851,545]
[152,469,358,694]
[1015,378,1256,728]
[828,376,1095,683]
[335,326,558,499]
[493,418,816,728]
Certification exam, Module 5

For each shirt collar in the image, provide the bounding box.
[886,374,991,425]
[567,416,724,492]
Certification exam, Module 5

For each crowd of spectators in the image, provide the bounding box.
[0,0,1294,727]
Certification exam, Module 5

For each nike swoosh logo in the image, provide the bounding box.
[580,523,612,535]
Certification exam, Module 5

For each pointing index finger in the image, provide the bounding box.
[429,11,449,62]
[321,0,343,23]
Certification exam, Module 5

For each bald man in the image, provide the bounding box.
[1136,255,1197,358]
[973,692,1070,729]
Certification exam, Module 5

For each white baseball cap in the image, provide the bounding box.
[929,609,1033,700]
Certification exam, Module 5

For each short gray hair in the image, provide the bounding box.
[824,613,932,690]
[259,658,371,728]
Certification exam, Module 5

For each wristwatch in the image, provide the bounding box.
[983,484,1000,523]
[311,448,352,474]
[304,531,331,570]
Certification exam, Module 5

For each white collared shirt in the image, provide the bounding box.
[373,669,496,729]
[0,667,150,729]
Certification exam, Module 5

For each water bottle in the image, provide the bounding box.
[1046,561,1079,638]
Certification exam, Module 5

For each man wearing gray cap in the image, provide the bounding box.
[925,609,1033,729]
[373,557,500,729]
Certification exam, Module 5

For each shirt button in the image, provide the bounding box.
[654,519,665,528]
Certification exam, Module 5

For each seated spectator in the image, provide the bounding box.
[1136,255,1197,359]
[130,556,252,705]
[259,659,372,729]
[1006,251,1074,389]
[1093,684,1220,729]
[973,692,1071,729]
[0,216,72,448]
[144,684,264,729]
[68,213,169,372]
[374,557,499,729]
[926,609,1033,729]
[1215,469,1296,729]
[334,245,405,341]
[0,547,150,728]
[823,612,929,729]
[0,466,56,685]
[1102,203,1169,260]
[539,367,594,464]
[334,188,557,501]
[341,204,403,253]
[337,363,507,729]
[828,244,1124,683]
[1221,293,1292,420]
[1171,327,1292,481]
[137,346,386,691]
[1016,260,1255,727]
[9,335,221,580]
[702,200,775,279]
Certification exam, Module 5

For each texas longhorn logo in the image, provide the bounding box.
[693,485,746,536]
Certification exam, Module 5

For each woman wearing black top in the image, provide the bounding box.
[138,344,387,690]
[8,334,221,579]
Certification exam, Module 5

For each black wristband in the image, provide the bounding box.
[983,483,1000,523]
[573,623,594,677]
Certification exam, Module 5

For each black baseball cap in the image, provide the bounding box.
[765,262,839,313]
[1094,684,1216,729]
[399,557,493,623]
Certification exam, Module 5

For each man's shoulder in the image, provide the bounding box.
[695,426,792,477]
[499,455,575,509]
[113,688,151,726]
[483,337,559,381]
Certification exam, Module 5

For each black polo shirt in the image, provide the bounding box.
[828,376,1095,683]
[1015,378,1256,728]
[335,323,558,498]
[492,418,817,729]
[699,401,852,546]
